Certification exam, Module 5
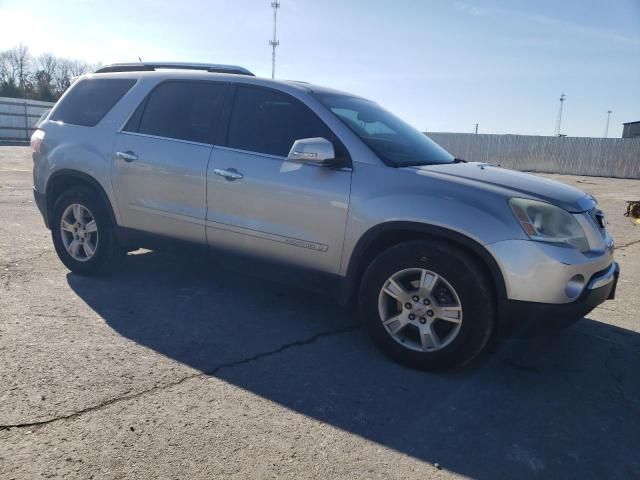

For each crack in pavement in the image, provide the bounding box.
[29,313,95,321]
[616,238,640,250]
[575,330,640,354]
[3,250,50,267]
[0,324,360,432]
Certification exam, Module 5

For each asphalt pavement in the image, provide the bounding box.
[1,146,639,479]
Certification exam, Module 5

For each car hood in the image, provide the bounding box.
[408,162,594,212]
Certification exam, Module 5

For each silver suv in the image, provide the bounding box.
[32,62,619,371]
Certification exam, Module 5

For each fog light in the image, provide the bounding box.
[565,275,585,299]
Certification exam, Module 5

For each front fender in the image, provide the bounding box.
[341,163,527,276]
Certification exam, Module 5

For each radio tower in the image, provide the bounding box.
[555,93,566,136]
[270,1,280,79]
[603,110,612,138]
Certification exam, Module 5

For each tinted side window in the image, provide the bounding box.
[133,82,227,144]
[50,78,135,127]
[227,86,333,157]
[123,98,145,133]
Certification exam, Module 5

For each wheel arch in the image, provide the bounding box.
[45,169,118,229]
[342,221,508,309]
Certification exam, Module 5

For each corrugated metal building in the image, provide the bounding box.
[623,121,640,138]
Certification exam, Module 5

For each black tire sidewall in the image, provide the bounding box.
[51,187,116,275]
[360,240,495,371]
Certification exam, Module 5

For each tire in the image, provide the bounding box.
[359,240,495,371]
[51,186,124,276]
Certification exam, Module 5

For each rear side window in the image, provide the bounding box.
[226,86,334,157]
[50,78,135,127]
[128,81,227,144]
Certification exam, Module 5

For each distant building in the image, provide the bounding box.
[622,121,640,138]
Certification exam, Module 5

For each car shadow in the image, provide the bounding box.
[67,249,640,480]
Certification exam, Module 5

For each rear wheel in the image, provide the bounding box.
[51,187,124,275]
[359,240,495,371]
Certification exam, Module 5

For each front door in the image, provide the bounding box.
[206,85,352,274]
[111,80,228,243]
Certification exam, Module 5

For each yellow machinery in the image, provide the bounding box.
[625,201,640,225]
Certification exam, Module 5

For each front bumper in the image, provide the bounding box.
[486,239,615,304]
[503,261,619,324]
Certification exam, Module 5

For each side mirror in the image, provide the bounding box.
[287,137,336,166]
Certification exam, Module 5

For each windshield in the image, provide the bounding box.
[315,93,454,167]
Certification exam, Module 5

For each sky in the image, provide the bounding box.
[0,0,638,137]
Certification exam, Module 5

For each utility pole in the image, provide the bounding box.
[603,110,612,138]
[474,123,478,134]
[555,93,566,137]
[269,1,280,79]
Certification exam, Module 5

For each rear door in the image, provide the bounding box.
[205,85,352,274]
[111,81,227,243]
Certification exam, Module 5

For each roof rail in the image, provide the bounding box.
[94,62,254,76]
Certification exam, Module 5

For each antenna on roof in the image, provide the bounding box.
[269,1,280,79]
[138,56,143,62]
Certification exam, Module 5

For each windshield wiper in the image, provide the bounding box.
[453,157,467,163]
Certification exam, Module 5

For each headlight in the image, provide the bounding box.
[509,198,590,252]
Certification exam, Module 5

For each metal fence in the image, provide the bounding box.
[426,132,640,179]
[0,96,55,143]
[2,99,639,179]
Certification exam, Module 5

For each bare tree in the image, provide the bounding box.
[0,50,16,86]
[69,59,91,78]
[31,53,59,101]
[0,44,100,100]
[7,43,31,89]
[53,58,73,95]
[36,53,58,85]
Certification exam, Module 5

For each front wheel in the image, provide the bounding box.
[51,187,124,275]
[359,240,495,371]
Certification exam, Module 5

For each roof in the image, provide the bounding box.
[622,120,640,126]
[88,66,360,99]
[95,62,254,76]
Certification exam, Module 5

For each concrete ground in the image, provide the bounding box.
[1,146,639,479]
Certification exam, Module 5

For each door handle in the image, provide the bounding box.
[214,168,243,181]
[116,151,138,162]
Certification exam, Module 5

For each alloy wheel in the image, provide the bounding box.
[60,203,99,262]
[378,268,463,352]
